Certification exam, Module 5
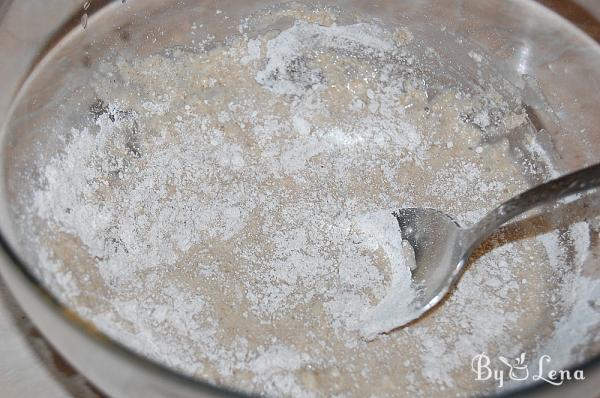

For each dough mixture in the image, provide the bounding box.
[18,4,598,397]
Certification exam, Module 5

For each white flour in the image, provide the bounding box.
[20,4,600,397]
[356,211,418,341]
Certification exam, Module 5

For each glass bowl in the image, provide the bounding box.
[0,1,599,397]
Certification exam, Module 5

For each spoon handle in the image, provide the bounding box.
[468,162,600,245]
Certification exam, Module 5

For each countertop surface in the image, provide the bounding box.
[1,1,599,397]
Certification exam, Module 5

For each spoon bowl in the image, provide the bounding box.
[390,162,600,329]
[394,208,470,322]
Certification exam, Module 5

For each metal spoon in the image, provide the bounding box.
[392,162,600,328]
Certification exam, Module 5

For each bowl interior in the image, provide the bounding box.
[1,0,599,396]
